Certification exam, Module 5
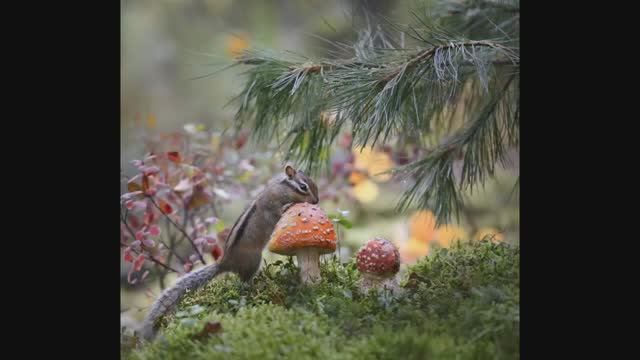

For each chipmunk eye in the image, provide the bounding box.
[299,183,308,191]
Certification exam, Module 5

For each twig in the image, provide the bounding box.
[382,40,514,83]
[120,212,181,273]
[238,40,516,84]
[155,264,166,290]
[147,196,207,265]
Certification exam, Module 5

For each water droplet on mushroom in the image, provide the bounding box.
[312,226,319,231]
[301,218,308,223]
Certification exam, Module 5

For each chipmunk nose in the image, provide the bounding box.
[311,197,319,204]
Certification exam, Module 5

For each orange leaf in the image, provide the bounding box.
[142,175,150,192]
[127,179,142,192]
[187,192,210,210]
[158,199,174,214]
[348,170,367,185]
[147,113,157,129]
[226,33,249,58]
[409,210,436,244]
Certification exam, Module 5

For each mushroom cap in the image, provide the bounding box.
[268,203,337,256]
[356,237,400,276]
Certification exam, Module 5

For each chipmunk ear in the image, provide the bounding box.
[284,164,296,178]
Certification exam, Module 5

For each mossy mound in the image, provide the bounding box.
[124,240,519,359]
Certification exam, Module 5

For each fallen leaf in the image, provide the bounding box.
[192,321,223,341]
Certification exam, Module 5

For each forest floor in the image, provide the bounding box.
[122,240,519,359]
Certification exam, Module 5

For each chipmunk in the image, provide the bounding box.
[137,164,319,341]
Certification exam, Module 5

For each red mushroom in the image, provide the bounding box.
[355,237,401,293]
[268,203,337,284]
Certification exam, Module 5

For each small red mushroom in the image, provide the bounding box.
[355,237,401,293]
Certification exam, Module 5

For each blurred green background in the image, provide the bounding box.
[121,0,519,323]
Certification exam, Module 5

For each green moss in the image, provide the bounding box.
[124,240,519,359]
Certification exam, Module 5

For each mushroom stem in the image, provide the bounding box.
[296,248,321,284]
[360,273,400,294]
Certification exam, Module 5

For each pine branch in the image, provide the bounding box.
[229,6,519,223]
[394,73,517,224]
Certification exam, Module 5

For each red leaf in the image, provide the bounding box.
[167,151,182,164]
[134,254,145,272]
[123,248,134,263]
[211,244,223,261]
[234,131,248,149]
[149,225,161,236]
[121,226,130,240]
[125,200,135,210]
[144,211,155,226]
[183,262,193,273]
[128,215,140,229]
[135,231,145,241]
